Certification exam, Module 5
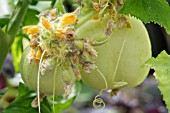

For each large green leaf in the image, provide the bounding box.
[119,0,170,34]
[0,0,29,72]
[0,28,10,71]
[146,51,170,112]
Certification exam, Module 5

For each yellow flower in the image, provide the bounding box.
[62,13,77,25]
[42,17,51,30]
[27,27,39,35]
[22,26,39,35]
[22,26,32,33]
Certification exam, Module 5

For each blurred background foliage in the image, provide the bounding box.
[0,0,170,113]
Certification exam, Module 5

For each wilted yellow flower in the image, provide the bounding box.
[50,9,56,17]
[35,47,42,60]
[30,49,36,58]
[27,26,39,35]
[42,17,51,30]
[22,26,32,33]
[62,13,77,25]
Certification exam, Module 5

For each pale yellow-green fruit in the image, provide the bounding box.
[20,46,76,95]
[76,15,152,90]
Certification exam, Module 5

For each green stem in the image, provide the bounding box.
[0,0,29,71]
[75,10,97,29]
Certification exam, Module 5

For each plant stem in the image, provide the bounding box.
[0,0,29,71]
[75,10,96,29]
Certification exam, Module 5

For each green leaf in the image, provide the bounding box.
[0,15,10,28]
[0,28,10,71]
[0,0,29,71]
[146,50,170,112]
[23,9,39,25]
[119,0,170,34]
[11,35,23,73]
[2,83,37,113]
[53,0,66,14]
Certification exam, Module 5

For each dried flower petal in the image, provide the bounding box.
[83,61,97,73]
[71,64,81,80]
[22,26,32,33]
[35,47,43,60]
[64,82,72,97]
[55,29,65,40]
[31,94,46,108]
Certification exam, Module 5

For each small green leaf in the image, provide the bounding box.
[146,50,170,112]
[119,0,170,34]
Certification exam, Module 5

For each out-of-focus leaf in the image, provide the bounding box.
[30,1,38,5]
[0,15,10,28]
[0,28,10,71]
[51,0,57,8]
[2,83,37,113]
[23,8,39,25]
[0,88,8,98]
[54,0,66,14]
[146,50,170,112]
[2,83,54,113]
[11,35,23,73]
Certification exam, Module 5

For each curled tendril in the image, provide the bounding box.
[93,94,105,109]
[93,68,108,110]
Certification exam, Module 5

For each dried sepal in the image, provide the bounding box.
[40,58,56,75]
[105,19,114,36]
[64,82,73,97]
[109,89,119,98]
[82,61,97,73]
[84,43,98,58]
[71,64,81,80]
[31,94,46,108]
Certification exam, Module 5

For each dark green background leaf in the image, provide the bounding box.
[0,16,10,28]
[23,9,39,25]
[119,0,170,34]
